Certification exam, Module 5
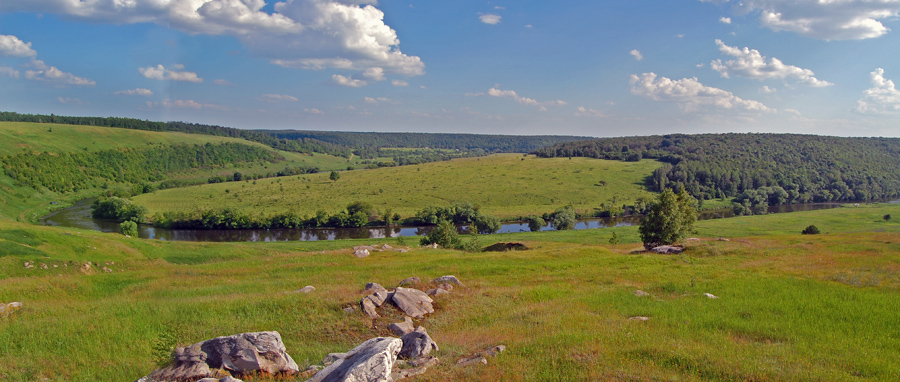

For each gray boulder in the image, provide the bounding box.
[353,249,370,258]
[140,343,211,382]
[199,332,298,376]
[390,356,439,380]
[366,290,390,307]
[361,297,380,319]
[650,245,683,254]
[365,283,386,293]
[398,327,438,359]
[323,353,347,366]
[306,337,402,382]
[390,288,434,318]
[388,317,415,336]
[425,288,449,297]
[397,277,420,287]
[296,286,316,293]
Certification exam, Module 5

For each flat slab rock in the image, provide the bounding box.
[390,287,434,318]
[306,337,402,382]
[650,245,683,254]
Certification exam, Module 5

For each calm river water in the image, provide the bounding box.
[40,198,845,242]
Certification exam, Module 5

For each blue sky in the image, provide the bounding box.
[1,0,899,137]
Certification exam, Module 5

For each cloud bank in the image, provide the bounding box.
[711,40,831,87]
[630,72,772,113]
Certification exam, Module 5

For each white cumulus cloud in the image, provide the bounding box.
[575,107,607,118]
[139,64,203,83]
[719,17,731,24]
[57,97,84,105]
[709,0,900,40]
[630,72,773,113]
[629,49,643,61]
[710,40,831,87]
[332,74,367,87]
[391,79,408,87]
[304,108,324,114]
[479,13,502,25]
[25,59,95,86]
[362,67,385,81]
[468,87,566,111]
[115,88,154,96]
[0,0,424,77]
[151,98,228,111]
[0,34,36,57]
[259,93,299,102]
[856,68,900,114]
[0,66,19,78]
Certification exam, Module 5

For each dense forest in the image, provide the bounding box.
[0,112,352,158]
[263,130,591,153]
[534,133,900,214]
[1,142,281,194]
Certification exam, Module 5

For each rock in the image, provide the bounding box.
[145,343,211,382]
[650,245,683,254]
[390,287,434,318]
[323,353,347,366]
[398,327,438,359]
[40,263,48,270]
[431,275,464,287]
[703,293,719,299]
[365,283,386,293]
[353,249,370,258]
[388,317,415,336]
[456,356,487,367]
[307,337,402,382]
[484,345,506,357]
[23,261,34,269]
[342,306,357,314]
[192,332,298,377]
[397,277,420,287]
[197,378,243,382]
[717,237,730,242]
[102,267,113,273]
[390,356,439,380]
[367,290,390,307]
[633,290,650,297]
[80,263,93,274]
[628,316,650,321]
[428,243,439,249]
[379,244,393,251]
[1,302,22,318]
[395,249,408,253]
[361,297,380,319]
[296,286,316,293]
[425,288,449,297]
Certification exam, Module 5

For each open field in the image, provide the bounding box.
[133,154,661,220]
[0,122,353,223]
[1,204,898,381]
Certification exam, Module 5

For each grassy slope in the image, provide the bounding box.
[0,122,352,223]
[133,154,661,220]
[1,204,898,381]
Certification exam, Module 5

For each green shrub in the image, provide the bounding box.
[801,225,820,235]
[119,221,138,236]
[420,220,461,249]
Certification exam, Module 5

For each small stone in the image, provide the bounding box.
[398,327,439,359]
[40,263,48,270]
[628,316,650,321]
[354,249,370,258]
[380,244,393,251]
[361,296,380,318]
[391,356,439,380]
[23,261,33,269]
[484,345,506,357]
[432,275,464,287]
[398,277,420,287]
[296,286,315,293]
[102,267,112,273]
[342,306,357,314]
[365,282,387,293]
[633,290,650,297]
[395,249,408,253]
[703,293,719,299]
[456,356,487,367]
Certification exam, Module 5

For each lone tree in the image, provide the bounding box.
[329,170,340,182]
[639,188,698,250]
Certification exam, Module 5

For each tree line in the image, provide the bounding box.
[1,142,281,193]
[534,133,900,214]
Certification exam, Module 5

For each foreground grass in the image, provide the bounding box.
[134,154,660,220]
[1,205,899,381]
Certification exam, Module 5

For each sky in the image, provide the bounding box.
[1,0,899,138]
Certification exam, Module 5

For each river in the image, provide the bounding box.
[41,198,849,242]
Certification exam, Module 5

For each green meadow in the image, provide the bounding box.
[0,122,352,223]
[1,204,898,381]
[133,154,661,220]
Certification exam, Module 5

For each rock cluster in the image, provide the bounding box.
[135,331,298,382]
[0,302,23,318]
[359,276,462,320]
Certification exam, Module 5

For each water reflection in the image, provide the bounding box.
[41,198,850,243]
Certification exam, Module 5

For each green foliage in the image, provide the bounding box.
[1,142,282,193]
[473,214,501,234]
[420,220,461,249]
[460,235,483,253]
[346,201,373,217]
[802,225,821,235]
[551,206,576,230]
[639,188,698,249]
[885,214,892,222]
[92,197,146,222]
[524,215,545,232]
[329,171,340,182]
[609,231,619,246]
[119,221,138,236]
[535,133,900,205]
